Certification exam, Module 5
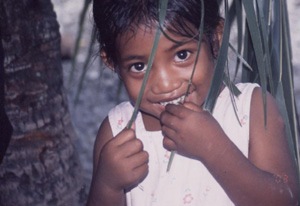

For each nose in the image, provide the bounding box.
[150,66,182,95]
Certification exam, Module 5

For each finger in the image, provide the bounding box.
[183,102,203,112]
[126,121,136,131]
[164,104,190,119]
[160,111,181,131]
[128,150,149,168]
[131,162,149,184]
[120,138,144,157]
[161,125,178,141]
[115,128,136,145]
[163,136,177,151]
[128,151,149,184]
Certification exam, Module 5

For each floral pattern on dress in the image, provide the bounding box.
[202,186,211,198]
[181,188,194,204]
[163,150,171,163]
[183,193,194,204]
[151,191,157,203]
[117,117,124,130]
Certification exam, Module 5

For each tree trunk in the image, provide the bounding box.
[0,0,86,205]
[0,16,13,164]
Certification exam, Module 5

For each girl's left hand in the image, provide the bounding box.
[160,102,227,162]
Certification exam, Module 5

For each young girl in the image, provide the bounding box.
[87,0,299,205]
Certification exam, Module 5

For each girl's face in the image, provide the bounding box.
[116,25,217,131]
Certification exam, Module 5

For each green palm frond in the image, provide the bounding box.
[69,0,92,85]
[167,0,205,172]
[204,0,230,112]
[127,0,169,129]
[238,0,299,167]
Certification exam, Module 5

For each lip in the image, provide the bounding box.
[159,95,185,106]
[146,90,198,118]
[154,93,186,105]
[184,90,205,107]
[148,86,196,108]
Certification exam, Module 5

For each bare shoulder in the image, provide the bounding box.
[92,117,114,174]
[249,87,297,184]
[250,87,285,133]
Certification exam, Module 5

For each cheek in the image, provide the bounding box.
[125,85,138,101]
[123,79,142,101]
[190,66,214,101]
[193,67,214,85]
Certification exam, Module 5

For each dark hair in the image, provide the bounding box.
[93,0,221,70]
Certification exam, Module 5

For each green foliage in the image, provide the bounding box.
[238,0,299,168]
[126,0,169,129]
[69,0,92,85]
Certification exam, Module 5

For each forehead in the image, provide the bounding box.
[116,21,199,50]
[117,24,154,47]
[117,27,192,60]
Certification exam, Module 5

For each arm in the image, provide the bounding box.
[87,117,149,206]
[87,117,126,206]
[203,88,298,205]
[161,88,299,206]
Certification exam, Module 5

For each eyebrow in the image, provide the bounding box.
[166,38,199,52]
[121,55,145,63]
[166,42,186,52]
[121,37,202,62]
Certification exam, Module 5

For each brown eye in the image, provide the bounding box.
[174,50,191,62]
[129,62,147,72]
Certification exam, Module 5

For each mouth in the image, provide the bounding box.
[158,95,185,106]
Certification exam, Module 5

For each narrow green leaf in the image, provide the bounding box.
[228,0,237,29]
[223,73,241,97]
[275,82,299,169]
[229,43,253,72]
[232,0,243,80]
[69,0,92,84]
[224,61,241,127]
[241,21,252,83]
[127,0,168,129]
[204,0,230,113]
[74,27,97,105]
[167,0,205,172]
[269,0,281,92]
[280,0,299,166]
[184,1,205,100]
[242,0,267,126]
[256,1,275,95]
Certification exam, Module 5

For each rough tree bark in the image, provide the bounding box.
[0,0,86,205]
[0,16,13,164]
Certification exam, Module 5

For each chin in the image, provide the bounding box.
[141,110,161,120]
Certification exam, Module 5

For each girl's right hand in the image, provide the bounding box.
[95,126,149,192]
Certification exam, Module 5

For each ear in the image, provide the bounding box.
[212,18,224,57]
[100,50,115,72]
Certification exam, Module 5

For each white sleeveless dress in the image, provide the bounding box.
[108,83,258,206]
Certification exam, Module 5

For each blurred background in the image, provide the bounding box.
[51,0,300,189]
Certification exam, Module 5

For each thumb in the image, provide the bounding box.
[126,121,136,131]
[183,102,203,112]
[115,121,136,144]
[130,121,136,131]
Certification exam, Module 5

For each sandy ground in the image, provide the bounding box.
[52,0,300,189]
